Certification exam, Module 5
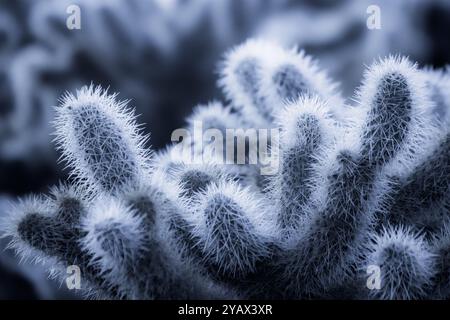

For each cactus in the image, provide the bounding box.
[220,39,343,126]
[1,40,450,300]
[189,181,274,280]
[269,96,336,237]
[380,67,449,236]
[54,85,152,196]
[356,56,432,169]
[364,226,435,300]
[432,220,450,299]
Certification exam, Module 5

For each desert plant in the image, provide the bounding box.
[365,226,435,300]
[1,40,450,300]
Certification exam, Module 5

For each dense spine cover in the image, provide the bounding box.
[1,40,449,300]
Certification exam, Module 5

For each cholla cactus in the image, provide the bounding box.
[188,182,274,279]
[219,39,343,126]
[1,40,450,300]
[365,226,435,300]
[432,221,450,299]
[269,96,336,237]
[54,85,152,196]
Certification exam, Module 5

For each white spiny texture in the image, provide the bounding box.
[219,39,342,126]
[0,191,113,298]
[281,137,375,297]
[386,128,450,235]
[356,56,433,170]
[115,175,228,299]
[153,144,188,177]
[259,46,343,120]
[219,39,275,126]
[189,181,275,281]
[171,162,232,199]
[2,40,450,300]
[366,226,435,300]
[270,96,336,237]
[431,221,450,299]
[185,101,262,191]
[0,196,60,267]
[54,84,151,196]
[382,72,450,235]
[187,101,242,135]
[81,196,148,298]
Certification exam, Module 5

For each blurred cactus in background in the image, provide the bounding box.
[0,0,448,164]
[2,39,450,299]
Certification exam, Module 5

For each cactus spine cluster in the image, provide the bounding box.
[1,39,450,300]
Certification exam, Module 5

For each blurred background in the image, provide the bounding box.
[0,0,449,299]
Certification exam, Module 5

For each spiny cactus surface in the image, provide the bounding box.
[1,40,450,300]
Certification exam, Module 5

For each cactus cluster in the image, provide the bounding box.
[1,39,450,300]
[0,0,290,162]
